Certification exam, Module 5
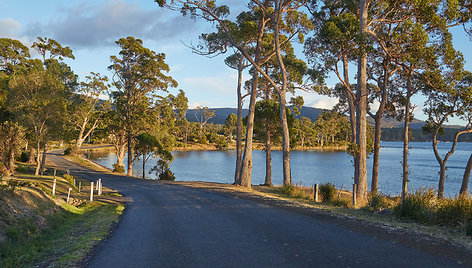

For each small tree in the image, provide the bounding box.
[134,133,161,179]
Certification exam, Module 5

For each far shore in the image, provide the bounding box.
[80,143,348,153]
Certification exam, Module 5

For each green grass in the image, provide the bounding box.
[0,201,124,268]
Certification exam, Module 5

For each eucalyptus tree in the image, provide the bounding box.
[0,38,30,172]
[0,121,24,175]
[8,37,75,175]
[108,36,177,176]
[69,72,110,154]
[158,0,312,187]
[134,133,162,179]
[102,109,127,172]
[423,70,472,198]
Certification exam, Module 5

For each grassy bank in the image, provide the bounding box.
[0,164,124,267]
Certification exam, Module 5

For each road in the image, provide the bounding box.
[47,152,470,267]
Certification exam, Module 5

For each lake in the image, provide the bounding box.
[84,141,472,197]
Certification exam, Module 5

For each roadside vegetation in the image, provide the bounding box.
[0,164,124,268]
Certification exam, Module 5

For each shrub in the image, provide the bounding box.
[332,197,350,208]
[394,188,437,224]
[63,174,74,185]
[112,164,125,174]
[436,197,472,226]
[0,180,32,192]
[159,169,175,181]
[319,183,336,203]
[215,135,228,150]
[63,147,72,156]
[366,192,392,212]
[280,185,295,196]
[17,151,29,163]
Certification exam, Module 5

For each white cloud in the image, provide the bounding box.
[312,97,339,110]
[0,18,21,37]
[22,0,200,49]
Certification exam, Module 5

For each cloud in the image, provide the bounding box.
[311,97,339,110]
[0,18,21,37]
[22,0,200,49]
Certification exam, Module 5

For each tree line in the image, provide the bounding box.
[155,0,472,201]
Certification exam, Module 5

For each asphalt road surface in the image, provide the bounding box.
[47,152,470,268]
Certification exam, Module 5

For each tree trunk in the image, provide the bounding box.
[234,57,244,184]
[460,153,472,197]
[127,133,133,176]
[355,0,369,201]
[238,16,265,188]
[371,59,389,194]
[343,55,359,184]
[6,146,15,175]
[28,146,36,164]
[143,155,146,179]
[371,115,382,194]
[402,72,412,200]
[438,163,447,197]
[273,7,291,186]
[40,142,47,175]
[278,91,291,186]
[35,139,41,176]
[265,121,272,186]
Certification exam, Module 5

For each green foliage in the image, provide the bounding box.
[16,151,29,163]
[394,188,437,224]
[112,164,125,174]
[159,169,175,181]
[436,197,472,226]
[319,182,336,203]
[63,174,74,185]
[215,135,228,150]
[280,185,295,196]
[365,192,393,212]
[0,180,32,192]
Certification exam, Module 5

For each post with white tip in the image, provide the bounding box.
[52,179,56,196]
[90,182,94,202]
[67,188,72,204]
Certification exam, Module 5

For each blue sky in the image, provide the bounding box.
[1,0,471,124]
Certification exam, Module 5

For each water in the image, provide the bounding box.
[84,141,472,196]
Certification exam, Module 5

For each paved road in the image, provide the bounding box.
[48,153,468,267]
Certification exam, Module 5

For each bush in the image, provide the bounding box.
[319,183,336,203]
[215,135,228,150]
[159,169,175,181]
[332,197,350,208]
[63,148,72,156]
[112,164,125,174]
[17,151,29,163]
[366,192,392,212]
[0,180,32,192]
[63,174,74,185]
[436,197,472,226]
[394,188,437,224]
[280,185,295,196]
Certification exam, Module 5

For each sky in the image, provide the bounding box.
[1,0,471,124]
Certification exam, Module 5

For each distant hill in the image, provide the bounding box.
[186,106,324,124]
[187,106,466,133]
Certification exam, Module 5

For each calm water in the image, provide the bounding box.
[84,141,472,196]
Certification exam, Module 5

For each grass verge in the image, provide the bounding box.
[0,163,124,268]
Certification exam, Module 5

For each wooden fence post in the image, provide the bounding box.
[352,184,357,207]
[314,184,319,202]
[78,181,81,192]
[90,182,94,202]
[53,169,56,179]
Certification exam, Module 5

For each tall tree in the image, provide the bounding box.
[109,36,177,176]
[69,72,109,154]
